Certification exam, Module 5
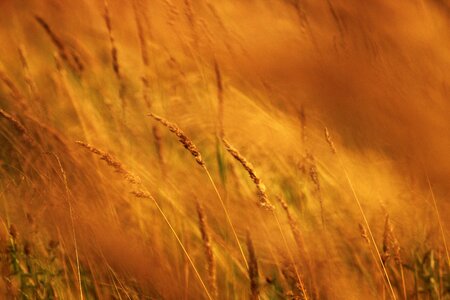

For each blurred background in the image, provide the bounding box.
[0,0,449,299]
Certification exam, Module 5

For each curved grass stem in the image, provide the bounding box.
[203,166,249,270]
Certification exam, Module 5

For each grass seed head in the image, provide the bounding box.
[246,230,259,300]
[382,214,401,265]
[196,202,217,298]
[148,113,205,167]
[75,141,141,184]
[222,138,274,210]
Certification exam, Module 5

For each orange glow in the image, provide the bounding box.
[0,0,449,298]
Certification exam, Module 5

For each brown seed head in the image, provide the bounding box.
[103,0,121,80]
[246,231,259,300]
[196,202,217,297]
[75,141,141,184]
[358,223,370,244]
[35,16,83,74]
[222,138,274,210]
[131,190,154,200]
[382,214,401,265]
[0,108,35,146]
[9,224,18,239]
[148,113,205,166]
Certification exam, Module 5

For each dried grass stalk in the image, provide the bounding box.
[358,223,370,244]
[184,0,195,25]
[17,47,37,96]
[0,71,21,99]
[75,141,212,299]
[277,196,313,300]
[132,0,151,108]
[152,125,165,169]
[130,190,154,200]
[17,46,45,115]
[222,138,274,210]
[103,0,126,113]
[381,214,401,265]
[246,231,259,300]
[133,0,149,67]
[0,70,28,111]
[282,262,308,300]
[278,197,303,250]
[214,60,224,138]
[183,0,198,44]
[324,127,336,154]
[34,16,83,74]
[103,1,121,81]
[148,114,250,270]
[381,214,407,299]
[148,113,205,167]
[299,105,307,144]
[164,0,180,27]
[308,159,325,226]
[75,141,141,185]
[0,108,35,146]
[196,202,217,298]
[76,141,154,200]
[76,141,153,200]
[23,113,67,149]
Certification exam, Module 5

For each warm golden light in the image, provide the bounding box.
[0,0,449,299]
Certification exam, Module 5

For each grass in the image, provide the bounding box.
[0,0,449,299]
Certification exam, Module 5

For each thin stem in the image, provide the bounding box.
[203,166,249,270]
[340,162,397,300]
[399,264,407,300]
[151,196,213,300]
[426,174,450,267]
[52,154,84,300]
[272,210,309,299]
[323,127,397,299]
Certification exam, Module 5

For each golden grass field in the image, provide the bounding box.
[0,0,449,299]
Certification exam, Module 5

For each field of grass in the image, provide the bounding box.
[0,0,449,299]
